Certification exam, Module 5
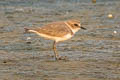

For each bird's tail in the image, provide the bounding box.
[24,27,30,33]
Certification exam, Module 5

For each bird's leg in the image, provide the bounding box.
[53,41,59,60]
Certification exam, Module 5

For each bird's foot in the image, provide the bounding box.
[47,55,68,61]
[56,56,68,61]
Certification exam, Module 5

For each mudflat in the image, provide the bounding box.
[0,0,120,80]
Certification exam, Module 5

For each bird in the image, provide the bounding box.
[24,19,86,60]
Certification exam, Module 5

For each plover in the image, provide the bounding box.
[24,20,86,60]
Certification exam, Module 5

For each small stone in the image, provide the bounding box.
[3,61,7,63]
[27,37,31,40]
[26,41,31,44]
[113,31,117,34]
[108,14,113,18]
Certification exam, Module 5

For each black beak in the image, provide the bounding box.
[80,26,87,30]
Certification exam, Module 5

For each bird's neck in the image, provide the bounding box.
[64,22,80,34]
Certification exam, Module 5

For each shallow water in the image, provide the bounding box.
[0,0,120,80]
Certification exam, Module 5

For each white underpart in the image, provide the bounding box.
[64,22,80,34]
[28,30,72,42]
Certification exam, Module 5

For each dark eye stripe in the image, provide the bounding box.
[74,24,79,26]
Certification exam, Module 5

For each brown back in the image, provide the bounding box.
[34,21,72,37]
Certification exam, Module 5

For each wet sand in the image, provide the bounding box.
[0,0,120,80]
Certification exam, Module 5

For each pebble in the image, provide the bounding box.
[113,31,117,34]
[27,37,31,40]
[108,14,113,18]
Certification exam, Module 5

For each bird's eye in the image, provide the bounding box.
[74,24,79,26]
